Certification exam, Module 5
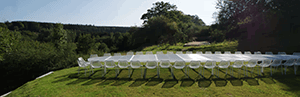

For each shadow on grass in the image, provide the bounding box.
[82,78,105,85]
[145,78,163,86]
[129,79,148,87]
[97,78,117,86]
[66,78,89,85]
[212,78,228,87]
[243,77,259,86]
[227,77,243,86]
[180,78,195,87]
[111,78,132,86]
[162,79,178,88]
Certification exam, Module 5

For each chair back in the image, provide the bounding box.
[196,51,203,54]
[189,61,201,68]
[114,53,121,56]
[214,51,222,54]
[219,61,230,67]
[131,60,142,68]
[176,51,183,54]
[246,59,257,66]
[233,60,244,66]
[261,59,272,66]
[295,58,300,65]
[174,61,186,68]
[204,61,216,68]
[156,51,164,54]
[105,60,116,67]
[205,51,212,54]
[293,52,300,56]
[284,59,295,66]
[118,60,129,68]
[127,52,134,55]
[160,60,172,67]
[136,51,144,55]
[224,51,231,54]
[146,61,158,68]
[186,51,193,54]
[77,58,86,67]
[265,52,273,55]
[146,51,153,55]
[278,52,287,55]
[167,51,174,54]
[271,59,282,66]
[244,51,251,55]
[104,53,111,56]
[90,54,98,58]
[254,51,262,55]
[235,51,242,54]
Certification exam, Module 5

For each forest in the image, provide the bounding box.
[1,0,300,95]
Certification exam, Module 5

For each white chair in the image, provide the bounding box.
[77,57,90,76]
[257,59,272,76]
[270,59,283,76]
[130,60,143,78]
[230,60,244,78]
[104,53,111,56]
[244,51,251,55]
[187,61,202,77]
[216,61,230,77]
[117,60,131,78]
[145,61,159,78]
[186,51,193,54]
[265,52,273,55]
[90,54,98,58]
[235,51,242,54]
[176,51,183,54]
[282,59,295,75]
[159,60,173,78]
[244,59,257,77]
[114,53,121,56]
[205,51,212,54]
[146,51,153,55]
[136,51,144,55]
[104,60,117,77]
[173,60,187,79]
[294,58,300,75]
[90,61,102,74]
[127,52,134,55]
[224,51,231,54]
[167,51,174,54]
[254,51,262,55]
[156,51,164,54]
[203,61,216,75]
[293,52,300,56]
[214,51,222,54]
[196,51,203,54]
[278,52,287,55]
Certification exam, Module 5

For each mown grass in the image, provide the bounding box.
[7,62,300,97]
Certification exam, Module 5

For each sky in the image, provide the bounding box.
[0,0,218,27]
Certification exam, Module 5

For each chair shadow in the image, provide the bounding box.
[52,73,83,83]
[66,78,89,85]
[162,79,178,88]
[243,77,259,86]
[145,75,163,86]
[212,78,227,87]
[82,78,105,85]
[96,78,117,86]
[129,79,148,87]
[180,78,195,87]
[111,78,132,86]
[197,75,213,88]
[259,76,276,84]
[226,75,243,86]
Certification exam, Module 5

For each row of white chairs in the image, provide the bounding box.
[78,57,300,78]
[98,51,300,56]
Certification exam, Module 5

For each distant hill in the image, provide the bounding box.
[1,21,133,33]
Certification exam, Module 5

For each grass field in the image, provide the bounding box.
[7,62,300,97]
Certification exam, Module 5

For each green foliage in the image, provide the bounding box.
[0,27,21,61]
[76,34,95,54]
[141,1,177,24]
[50,23,68,50]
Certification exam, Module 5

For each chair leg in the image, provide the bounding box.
[157,66,160,78]
[294,65,297,75]
[270,66,272,76]
[171,67,175,79]
[78,67,80,74]
[128,67,131,78]
[281,65,283,75]
[285,66,287,75]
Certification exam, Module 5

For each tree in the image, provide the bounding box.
[50,23,67,50]
[141,1,177,24]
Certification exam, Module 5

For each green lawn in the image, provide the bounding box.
[7,62,300,97]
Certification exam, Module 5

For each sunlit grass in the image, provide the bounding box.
[7,63,300,97]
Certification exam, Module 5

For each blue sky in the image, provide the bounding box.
[0,0,218,27]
